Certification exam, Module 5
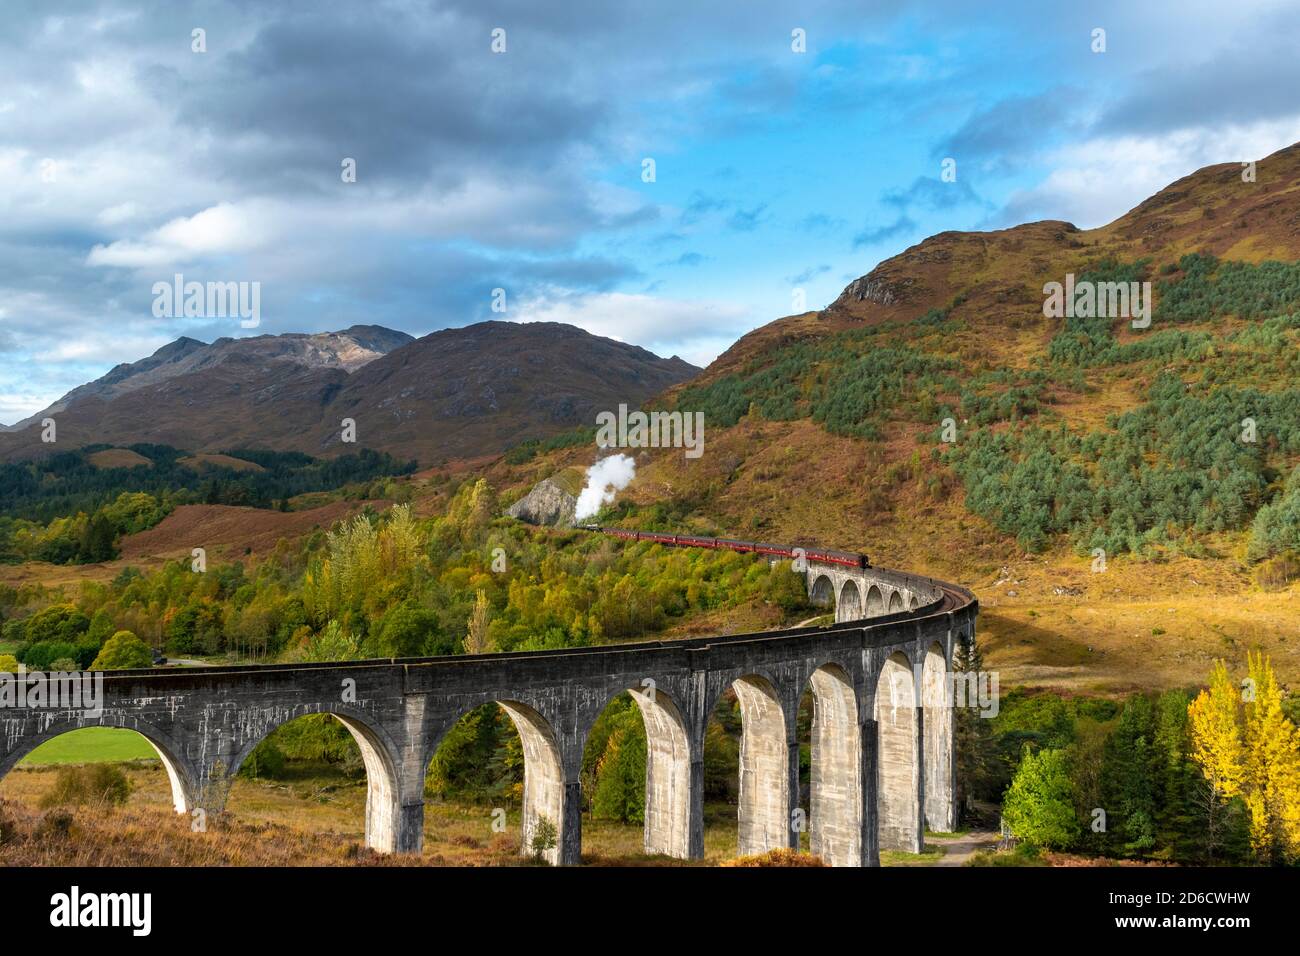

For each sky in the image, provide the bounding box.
[3,0,1300,424]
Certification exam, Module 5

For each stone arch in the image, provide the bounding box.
[229,705,402,853]
[425,698,567,864]
[809,574,835,608]
[887,590,904,613]
[733,674,789,856]
[836,580,862,622]
[922,642,954,832]
[0,718,194,816]
[496,700,566,865]
[806,663,861,866]
[874,652,921,852]
[584,684,692,858]
[909,594,919,611]
[865,584,885,616]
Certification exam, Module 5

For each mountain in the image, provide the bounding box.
[0,322,699,465]
[3,325,413,433]
[491,142,1300,692]
[703,143,1300,389]
[660,142,1300,555]
[309,322,699,463]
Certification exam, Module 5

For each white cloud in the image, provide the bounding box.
[510,291,752,366]
[88,202,269,267]
[0,392,53,422]
[997,120,1300,229]
[97,201,139,225]
[36,333,172,365]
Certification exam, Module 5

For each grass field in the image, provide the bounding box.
[86,448,152,469]
[879,844,946,866]
[18,727,158,765]
[0,761,746,865]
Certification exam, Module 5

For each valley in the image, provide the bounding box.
[3,147,1300,870]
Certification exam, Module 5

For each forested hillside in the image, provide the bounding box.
[0,444,415,565]
[464,146,1300,700]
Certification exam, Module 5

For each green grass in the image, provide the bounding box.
[18,727,158,766]
[966,846,1050,867]
[880,844,945,866]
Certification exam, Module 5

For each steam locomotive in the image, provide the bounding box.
[575,524,869,569]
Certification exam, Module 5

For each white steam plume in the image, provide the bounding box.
[574,454,636,521]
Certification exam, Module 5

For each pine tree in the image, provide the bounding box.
[591,707,647,825]
[1067,715,1112,855]
[1151,689,1202,860]
[953,631,994,816]
[1101,695,1158,856]
[79,513,116,563]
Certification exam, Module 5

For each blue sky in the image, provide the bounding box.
[3,0,1300,423]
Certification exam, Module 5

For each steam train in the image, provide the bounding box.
[576,524,869,570]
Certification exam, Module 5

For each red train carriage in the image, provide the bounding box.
[639,531,679,546]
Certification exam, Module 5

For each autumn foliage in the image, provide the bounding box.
[1188,652,1300,864]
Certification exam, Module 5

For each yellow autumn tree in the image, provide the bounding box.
[445,479,495,544]
[465,589,493,655]
[303,504,420,628]
[1189,653,1300,863]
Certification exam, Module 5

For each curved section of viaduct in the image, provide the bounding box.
[0,560,976,867]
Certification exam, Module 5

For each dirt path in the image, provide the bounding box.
[929,831,999,867]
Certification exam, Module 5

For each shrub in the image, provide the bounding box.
[764,560,812,612]
[238,739,286,779]
[20,640,81,670]
[376,603,441,658]
[40,764,132,809]
[89,630,152,670]
[1001,746,1080,850]
[21,604,90,646]
[0,803,19,845]
[723,849,827,867]
[34,809,74,840]
[529,815,558,862]
[966,843,1049,867]
[1254,551,1300,591]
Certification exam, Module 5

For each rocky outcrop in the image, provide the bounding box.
[842,272,916,306]
[506,477,577,527]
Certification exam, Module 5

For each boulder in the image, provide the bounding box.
[506,477,577,527]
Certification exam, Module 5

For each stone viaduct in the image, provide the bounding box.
[0,553,976,867]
